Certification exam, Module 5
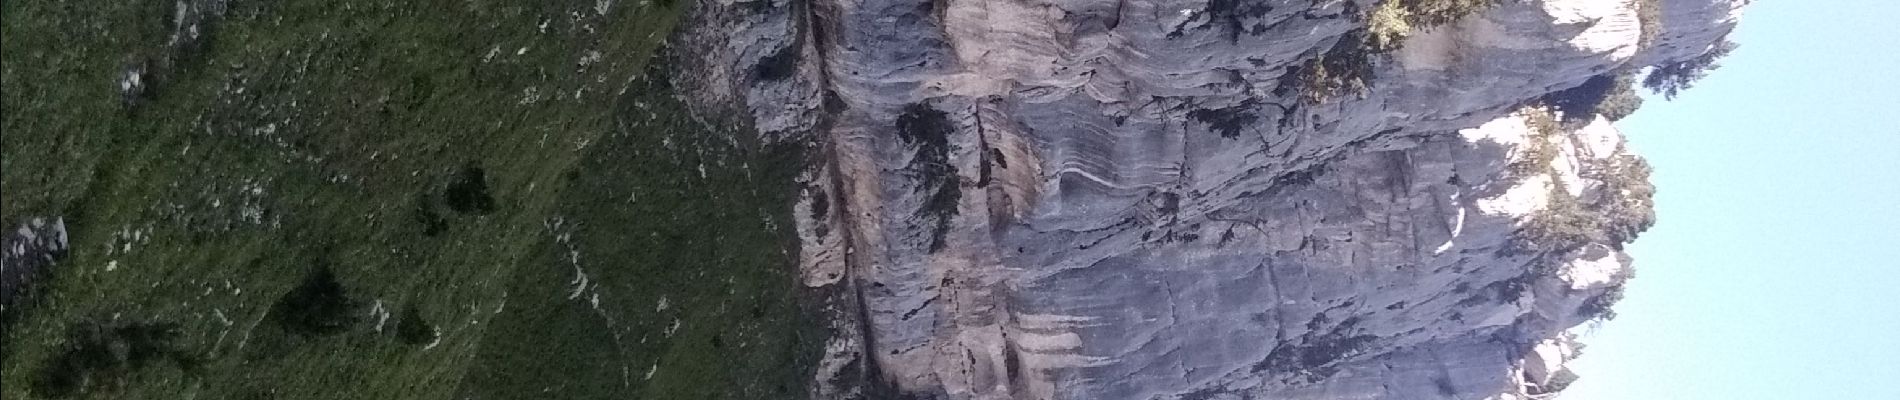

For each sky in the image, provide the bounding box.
[1562,1,1900,399]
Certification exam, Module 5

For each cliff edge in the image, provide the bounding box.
[675,0,1748,398]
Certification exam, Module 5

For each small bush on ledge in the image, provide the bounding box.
[1298,31,1376,104]
[1367,0,1500,51]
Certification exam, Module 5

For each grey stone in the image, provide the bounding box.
[674,0,1748,398]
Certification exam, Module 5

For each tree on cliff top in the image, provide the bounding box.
[1644,38,1740,100]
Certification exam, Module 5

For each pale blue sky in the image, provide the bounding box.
[1563,1,1900,399]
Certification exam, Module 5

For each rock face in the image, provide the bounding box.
[676,0,1747,398]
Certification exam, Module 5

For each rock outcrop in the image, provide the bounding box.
[674,0,1747,398]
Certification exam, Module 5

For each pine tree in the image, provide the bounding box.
[1644,38,1739,100]
[270,266,364,336]
[397,304,437,345]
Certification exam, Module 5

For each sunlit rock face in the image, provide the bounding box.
[678,0,1746,399]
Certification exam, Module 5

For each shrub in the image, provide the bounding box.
[1592,155,1656,245]
[1594,79,1645,121]
[1367,0,1500,51]
[751,44,800,82]
[895,103,960,252]
[1576,284,1627,321]
[1509,121,1656,257]
[1544,73,1645,123]
[1510,108,1610,256]
[445,165,496,215]
[1366,2,1414,51]
[1298,31,1375,104]
[1522,183,1606,255]
[1205,0,1279,43]
[413,195,448,236]
[1302,1,1505,104]
[397,304,438,345]
[1544,75,1618,122]
[31,320,198,398]
[269,266,365,336]
[1643,37,1738,99]
[1188,103,1261,139]
[1507,108,1561,175]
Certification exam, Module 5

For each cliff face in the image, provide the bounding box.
[676,0,1746,398]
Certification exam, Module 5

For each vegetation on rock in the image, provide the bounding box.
[1592,154,1657,246]
[1298,31,1377,104]
[1644,37,1740,99]
[1634,0,1665,50]
[1545,73,1646,123]
[1511,109,1656,256]
[1576,283,1628,321]
[897,103,962,252]
[1367,0,1499,51]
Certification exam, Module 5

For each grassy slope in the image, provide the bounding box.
[454,68,825,400]
[1,0,819,399]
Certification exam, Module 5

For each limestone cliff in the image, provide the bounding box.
[674,0,1747,398]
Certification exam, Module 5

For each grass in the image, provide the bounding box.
[453,68,825,400]
[1,0,823,399]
